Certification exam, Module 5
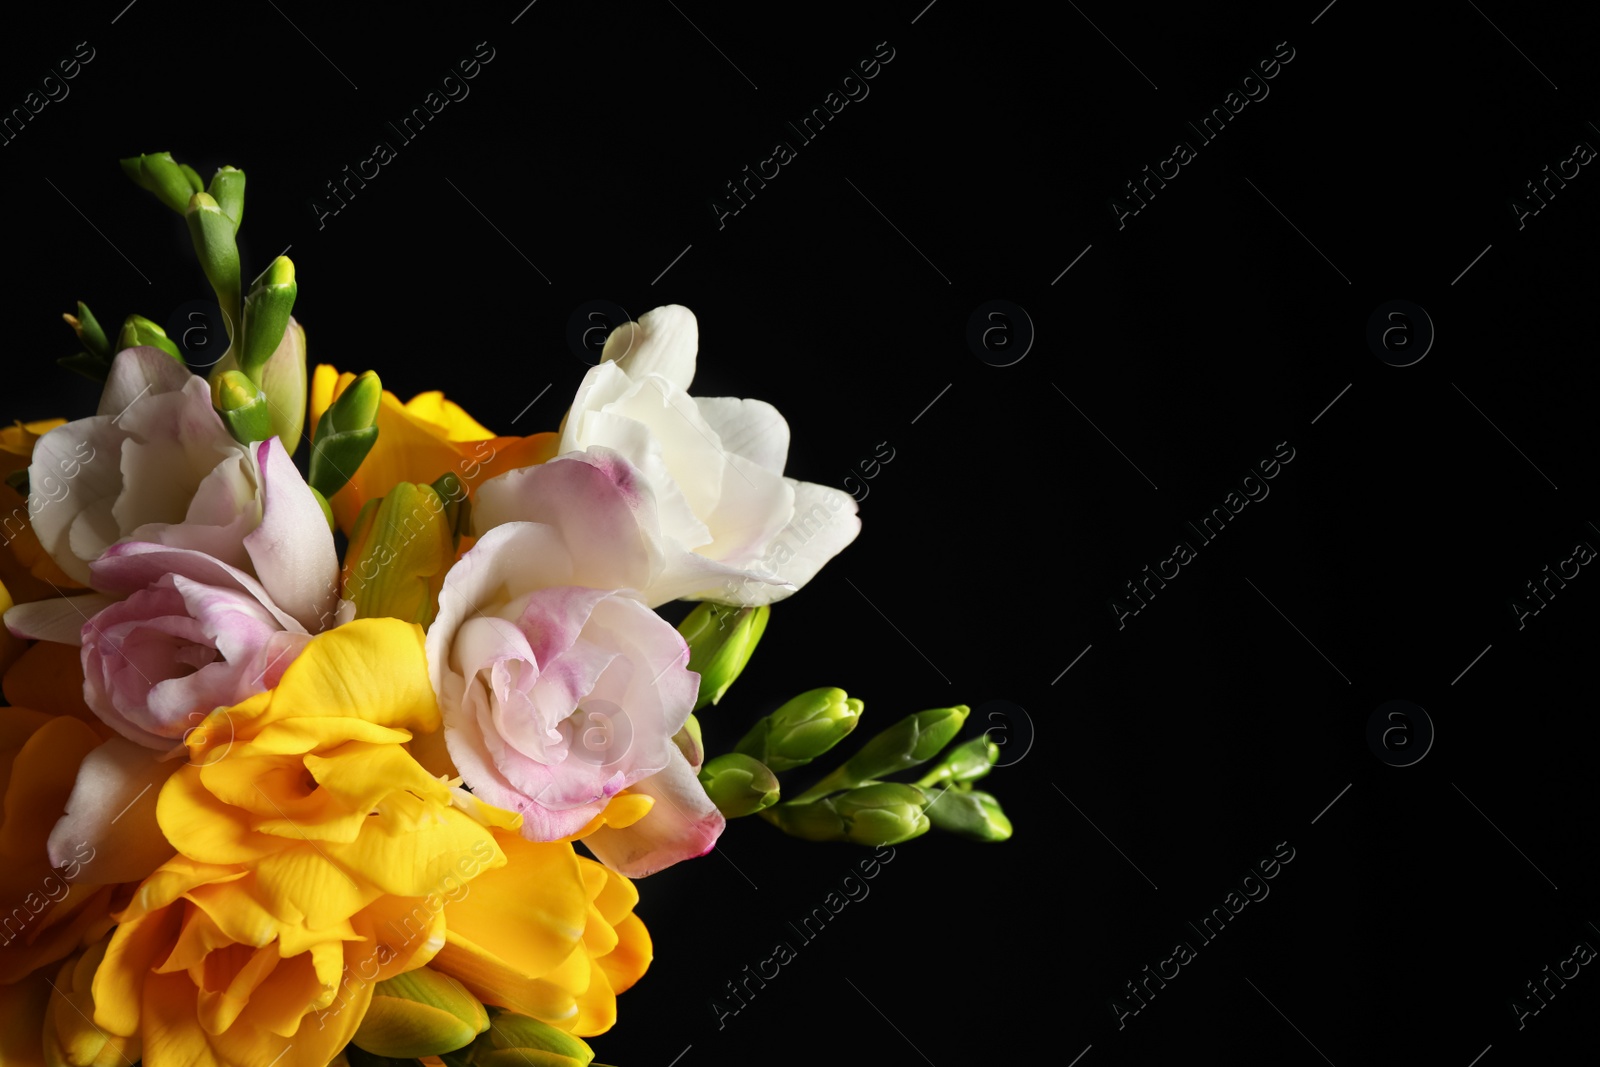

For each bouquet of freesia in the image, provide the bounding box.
[0,152,1014,1067]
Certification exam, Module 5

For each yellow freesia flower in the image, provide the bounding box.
[90,619,510,1067]
[309,367,557,534]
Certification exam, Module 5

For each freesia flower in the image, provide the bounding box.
[5,438,345,749]
[89,619,510,1067]
[556,304,860,605]
[309,366,557,534]
[27,348,253,588]
[428,449,723,876]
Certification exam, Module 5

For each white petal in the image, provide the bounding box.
[95,347,193,418]
[694,396,790,475]
[28,417,128,586]
[4,593,119,645]
[603,304,698,391]
[749,480,862,603]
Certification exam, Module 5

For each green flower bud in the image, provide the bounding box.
[351,965,489,1059]
[331,369,383,433]
[310,371,382,500]
[699,753,780,817]
[178,162,204,194]
[924,787,1013,842]
[790,704,969,804]
[916,736,998,789]
[736,687,863,773]
[116,314,183,362]
[185,192,241,345]
[208,165,245,230]
[63,301,110,358]
[439,1010,595,1067]
[679,602,769,711]
[213,369,273,445]
[763,782,931,845]
[239,255,297,381]
[120,151,194,214]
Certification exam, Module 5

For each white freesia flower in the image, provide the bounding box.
[554,304,860,606]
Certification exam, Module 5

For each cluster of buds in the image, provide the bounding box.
[678,605,1013,846]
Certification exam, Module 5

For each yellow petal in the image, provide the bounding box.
[440,833,585,981]
[254,619,438,737]
[596,912,652,996]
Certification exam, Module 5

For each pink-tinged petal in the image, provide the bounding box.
[442,711,602,841]
[428,523,579,700]
[581,748,724,877]
[91,541,305,633]
[695,395,790,475]
[473,453,662,592]
[600,304,698,392]
[47,737,178,886]
[564,411,709,551]
[95,346,194,418]
[110,375,240,534]
[243,438,339,632]
[4,593,119,644]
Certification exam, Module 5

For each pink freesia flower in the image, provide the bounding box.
[7,438,342,746]
[428,448,723,877]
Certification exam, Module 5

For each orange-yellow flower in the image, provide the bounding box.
[309,368,556,535]
[90,618,509,1067]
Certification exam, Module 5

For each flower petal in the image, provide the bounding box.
[243,439,339,632]
[4,593,119,645]
[580,748,724,878]
[48,737,178,885]
[599,304,697,392]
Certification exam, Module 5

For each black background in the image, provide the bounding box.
[6,2,1600,1065]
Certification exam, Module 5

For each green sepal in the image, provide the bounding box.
[790,704,969,804]
[58,351,111,383]
[213,370,273,445]
[64,301,110,358]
